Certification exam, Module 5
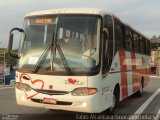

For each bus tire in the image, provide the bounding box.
[107,85,120,114]
[114,85,120,105]
[136,78,144,97]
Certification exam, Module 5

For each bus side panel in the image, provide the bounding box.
[87,74,114,113]
[101,73,121,112]
[100,51,122,112]
[103,50,151,104]
[135,53,151,90]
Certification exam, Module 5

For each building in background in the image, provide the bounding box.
[151,37,160,76]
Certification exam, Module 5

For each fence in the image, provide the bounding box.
[0,51,5,85]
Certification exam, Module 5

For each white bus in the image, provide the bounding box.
[8,8,151,113]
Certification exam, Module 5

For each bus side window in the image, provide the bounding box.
[146,40,151,55]
[133,32,140,52]
[144,39,147,54]
[149,41,151,55]
[102,15,113,74]
[125,27,133,51]
[114,19,124,51]
[140,37,145,54]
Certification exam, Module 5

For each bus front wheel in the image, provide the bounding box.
[107,85,120,114]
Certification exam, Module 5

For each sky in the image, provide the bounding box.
[0,0,160,48]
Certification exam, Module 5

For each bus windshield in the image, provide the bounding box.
[18,15,101,73]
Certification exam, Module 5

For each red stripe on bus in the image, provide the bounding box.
[119,51,128,99]
[131,53,138,93]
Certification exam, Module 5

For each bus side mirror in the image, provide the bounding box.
[8,33,14,51]
[8,28,24,59]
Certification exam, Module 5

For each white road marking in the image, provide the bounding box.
[154,108,160,120]
[131,88,160,120]
[0,86,14,90]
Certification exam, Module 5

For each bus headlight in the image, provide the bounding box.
[16,82,32,92]
[71,87,98,96]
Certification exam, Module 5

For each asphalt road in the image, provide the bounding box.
[0,76,160,120]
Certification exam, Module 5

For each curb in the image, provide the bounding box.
[0,84,15,88]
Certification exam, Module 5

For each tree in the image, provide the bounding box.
[0,49,17,66]
[151,35,157,40]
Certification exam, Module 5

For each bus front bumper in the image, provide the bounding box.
[16,88,102,113]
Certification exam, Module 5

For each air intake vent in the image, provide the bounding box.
[33,89,70,95]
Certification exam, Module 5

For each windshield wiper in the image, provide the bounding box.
[32,44,51,73]
[55,43,73,75]
[32,42,72,75]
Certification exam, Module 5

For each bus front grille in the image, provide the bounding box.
[33,89,70,95]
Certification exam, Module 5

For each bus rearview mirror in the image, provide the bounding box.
[8,33,14,51]
[8,27,24,59]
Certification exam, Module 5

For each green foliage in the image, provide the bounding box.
[0,49,17,65]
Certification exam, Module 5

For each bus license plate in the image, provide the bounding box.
[43,98,57,104]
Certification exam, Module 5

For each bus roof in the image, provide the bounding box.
[26,8,107,17]
[26,8,150,40]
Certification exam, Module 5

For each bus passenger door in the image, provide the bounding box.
[102,15,113,76]
[101,15,114,110]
